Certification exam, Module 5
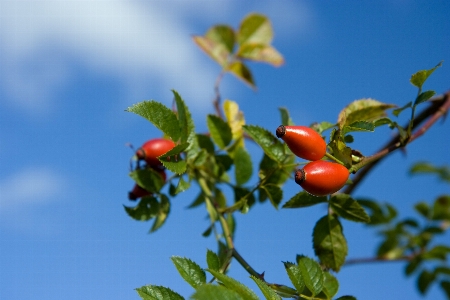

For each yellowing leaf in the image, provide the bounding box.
[224,100,245,148]
[237,44,284,66]
[337,98,396,129]
[238,13,273,46]
[193,35,230,67]
[226,61,255,88]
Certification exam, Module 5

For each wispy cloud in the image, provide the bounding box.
[0,1,313,116]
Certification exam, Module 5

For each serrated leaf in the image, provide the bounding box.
[234,147,253,186]
[207,269,259,300]
[206,249,220,272]
[297,256,324,296]
[126,101,181,142]
[337,99,396,128]
[322,272,339,299]
[171,256,206,289]
[313,215,348,272]
[191,284,243,300]
[330,194,370,223]
[260,184,283,209]
[227,61,255,88]
[159,143,189,175]
[150,194,170,232]
[124,197,159,221]
[238,13,273,46]
[282,191,328,208]
[414,90,436,106]
[207,115,233,149]
[224,99,246,148]
[410,61,443,88]
[175,176,191,194]
[136,285,184,300]
[129,169,164,194]
[173,90,197,158]
[237,44,283,66]
[342,121,375,135]
[250,276,282,300]
[278,107,294,126]
[243,125,285,162]
[284,262,305,294]
[259,154,294,188]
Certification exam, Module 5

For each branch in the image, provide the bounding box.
[344,91,449,195]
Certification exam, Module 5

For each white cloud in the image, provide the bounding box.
[0,167,65,211]
[0,1,313,116]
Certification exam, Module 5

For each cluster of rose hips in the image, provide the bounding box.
[276,125,349,197]
[128,138,175,200]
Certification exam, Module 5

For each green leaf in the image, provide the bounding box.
[159,143,189,175]
[238,13,273,46]
[296,256,324,296]
[129,169,164,194]
[440,281,450,299]
[207,269,259,300]
[191,284,243,300]
[414,201,430,219]
[206,249,220,272]
[313,215,348,272]
[175,176,191,194]
[243,125,285,163]
[328,129,352,168]
[124,197,159,221]
[358,198,397,225]
[414,90,436,106]
[250,276,282,300]
[126,101,181,142]
[207,115,233,149]
[423,245,450,260]
[206,25,235,52]
[284,262,305,294]
[282,191,327,208]
[322,272,339,299]
[410,61,443,89]
[224,100,246,149]
[227,61,255,88]
[171,256,206,289]
[311,121,335,134]
[393,101,412,117]
[342,121,375,135]
[432,195,450,221]
[237,44,284,66]
[173,90,197,158]
[337,99,396,128]
[260,184,283,209]
[197,134,215,154]
[410,162,450,183]
[136,285,184,300]
[278,107,294,126]
[330,194,370,223]
[150,194,170,232]
[234,147,253,185]
[417,269,436,294]
[259,153,294,188]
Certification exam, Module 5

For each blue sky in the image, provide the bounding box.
[1,1,449,299]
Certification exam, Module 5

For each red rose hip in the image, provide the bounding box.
[295,160,349,196]
[276,125,326,161]
[128,184,151,200]
[136,138,175,167]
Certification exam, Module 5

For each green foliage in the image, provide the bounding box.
[126,13,448,300]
